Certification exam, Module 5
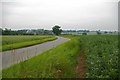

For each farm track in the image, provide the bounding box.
[76,50,86,78]
[1,36,70,69]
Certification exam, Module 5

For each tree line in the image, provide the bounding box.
[0,28,53,35]
[0,25,62,35]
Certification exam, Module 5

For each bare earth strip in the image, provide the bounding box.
[1,37,70,69]
[76,50,86,78]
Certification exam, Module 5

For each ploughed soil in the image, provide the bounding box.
[76,50,86,78]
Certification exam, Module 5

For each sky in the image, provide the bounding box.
[1,0,119,31]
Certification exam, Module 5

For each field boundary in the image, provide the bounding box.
[1,36,57,52]
[76,49,86,78]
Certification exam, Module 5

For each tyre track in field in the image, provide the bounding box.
[1,36,70,69]
[76,50,86,78]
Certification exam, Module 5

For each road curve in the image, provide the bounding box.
[1,36,70,69]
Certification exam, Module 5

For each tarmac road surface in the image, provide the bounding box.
[0,36,70,69]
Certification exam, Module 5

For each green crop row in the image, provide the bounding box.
[1,36,57,51]
[2,35,54,45]
[79,35,118,78]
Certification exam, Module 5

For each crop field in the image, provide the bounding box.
[79,35,118,78]
[2,35,119,78]
[1,35,57,51]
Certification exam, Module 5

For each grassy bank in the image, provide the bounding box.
[1,36,57,51]
[2,36,80,78]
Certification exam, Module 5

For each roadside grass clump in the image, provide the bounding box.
[2,37,80,78]
[1,36,57,51]
[79,35,118,78]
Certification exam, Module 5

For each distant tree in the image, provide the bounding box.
[96,30,101,35]
[0,28,2,35]
[52,25,62,35]
[82,32,87,35]
[104,31,108,34]
[3,28,11,35]
[17,30,28,35]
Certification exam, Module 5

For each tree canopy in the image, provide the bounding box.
[52,25,62,35]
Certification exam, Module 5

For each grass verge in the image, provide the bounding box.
[2,36,80,78]
[1,36,57,52]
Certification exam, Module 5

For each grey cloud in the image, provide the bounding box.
[2,0,118,31]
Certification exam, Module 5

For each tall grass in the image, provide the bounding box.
[2,37,80,78]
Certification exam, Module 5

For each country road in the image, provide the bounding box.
[0,36,70,69]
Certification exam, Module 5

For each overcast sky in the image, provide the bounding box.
[1,0,119,31]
